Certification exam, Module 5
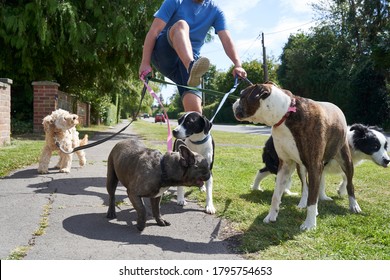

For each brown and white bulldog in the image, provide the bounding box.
[233,82,361,230]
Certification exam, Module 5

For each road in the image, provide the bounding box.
[143,117,272,135]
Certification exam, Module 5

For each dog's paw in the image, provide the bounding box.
[199,185,206,192]
[300,221,316,231]
[251,184,263,191]
[59,168,71,173]
[205,204,216,215]
[136,223,146,231]
[79,159,86,166]
[177,199,187,206]
[37,169,48,174]
[319,195,333,201]
[156,218,171,227]
[300,205,317,230]
[106,211,117,219]
[263,212,277,224]
[349,197,362,213]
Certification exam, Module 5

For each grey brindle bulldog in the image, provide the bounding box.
[106,138,210,231]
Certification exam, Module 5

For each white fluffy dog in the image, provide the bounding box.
[38,109,88,174]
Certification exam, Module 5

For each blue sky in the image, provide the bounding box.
[159,0,318,100]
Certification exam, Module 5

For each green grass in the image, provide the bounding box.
[0,138,45,177]
[132,120,390,260]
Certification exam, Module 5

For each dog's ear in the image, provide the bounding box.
[202,116,212,134]
[42,116,54,131]
[179,145,196,167]
[254,84,271,100]
[173,139,187,152]
[350,123,368,134]
[349,124,368,142]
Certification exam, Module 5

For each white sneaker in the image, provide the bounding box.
[187,57,210,87]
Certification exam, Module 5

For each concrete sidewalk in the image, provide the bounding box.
[0,121,242,260]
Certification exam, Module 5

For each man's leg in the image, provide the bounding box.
[182,93,202,113]
[169,20,193,70]
[169,20,209,87]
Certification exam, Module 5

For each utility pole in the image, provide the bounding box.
[262,32,269,82]
[202,78,205,107]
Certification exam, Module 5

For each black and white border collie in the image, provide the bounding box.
[252,123,389,205]
[172,112,216,214]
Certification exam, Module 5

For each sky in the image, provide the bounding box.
[159,0,319,101]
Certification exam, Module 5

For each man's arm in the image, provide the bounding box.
[139,18,167,77]
[217,30,247,78]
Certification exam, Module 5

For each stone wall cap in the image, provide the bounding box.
[0,78,13,85]
[32,81,60,86]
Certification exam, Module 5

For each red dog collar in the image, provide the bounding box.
[274,98,296,127]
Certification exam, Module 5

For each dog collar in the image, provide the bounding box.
[189,134,211,145]
[273,98,296,128]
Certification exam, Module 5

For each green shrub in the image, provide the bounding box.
[103,104,117,126]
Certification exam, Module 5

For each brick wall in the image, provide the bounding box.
[0,78,12,146]
[32,81,90,133]
[32,81,60,133]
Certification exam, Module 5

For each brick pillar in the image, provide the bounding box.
[32,81,60,133]
[0,78,12,146]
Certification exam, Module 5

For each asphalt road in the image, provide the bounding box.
[144,117,272,135]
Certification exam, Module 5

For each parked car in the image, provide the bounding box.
[143,113,149,118]
[154,113,165,123]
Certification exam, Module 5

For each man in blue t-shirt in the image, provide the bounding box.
[139,0,247,113]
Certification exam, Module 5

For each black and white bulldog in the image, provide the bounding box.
[252,124,389,207]
[233,82,361,230]
[172,111,216,214]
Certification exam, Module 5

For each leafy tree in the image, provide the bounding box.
[278,0,390,127]
[0,0,163,124]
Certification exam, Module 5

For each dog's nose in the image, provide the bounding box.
[234,109,243,120]
[384,158,390,166]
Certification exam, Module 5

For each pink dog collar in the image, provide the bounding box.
[274,98,296,127]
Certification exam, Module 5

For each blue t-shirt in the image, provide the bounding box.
[155,0,226,55]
